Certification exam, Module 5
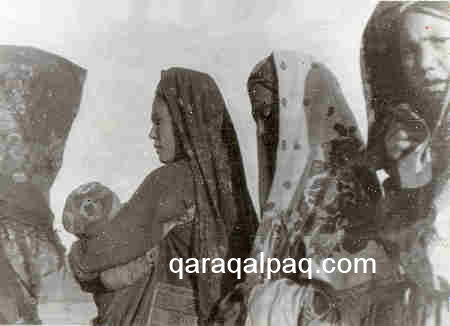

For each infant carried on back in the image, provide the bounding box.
[63,182,158,325]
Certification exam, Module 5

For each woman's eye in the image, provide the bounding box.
[431,37,449,44]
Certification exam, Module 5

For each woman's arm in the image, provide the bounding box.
[98,204,195,290]
[74,172,158,274]
[68,241,109,294]
[99,246,159,291]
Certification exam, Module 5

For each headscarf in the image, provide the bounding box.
[244,50,386,326]
[0,45,86,259]
[0,45,86,323]
[362,4,450,325]
[156,68,258,322]
[361,1,450,173]
[0,45,86,192]
[249,50,379,262]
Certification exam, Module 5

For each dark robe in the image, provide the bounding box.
[70,68,258,326]
[361,2,450,325]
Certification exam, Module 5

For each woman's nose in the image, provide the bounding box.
[419,44,438,74]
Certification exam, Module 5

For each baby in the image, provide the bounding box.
[63,182,158,325]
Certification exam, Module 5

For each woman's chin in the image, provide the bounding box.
[158,155,174,164]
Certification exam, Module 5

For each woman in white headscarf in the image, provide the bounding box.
[214,50,403,326]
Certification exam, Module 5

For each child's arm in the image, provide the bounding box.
[69,240,110,294]
[99,246,159,291]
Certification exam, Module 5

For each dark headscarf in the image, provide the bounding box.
[362,1,450,172]
[156,68,258,322]
[247,54,279,212]
[361,4,450,325]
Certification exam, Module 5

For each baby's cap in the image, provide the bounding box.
[62,182,121,236]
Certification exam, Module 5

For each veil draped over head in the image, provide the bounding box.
[361,1,450,174]
[249,51,380,265]
[245,51,390,326]
[157,68,259,322]
[0,45,86,323]
[362,3,450,325]
[74,68,257,325]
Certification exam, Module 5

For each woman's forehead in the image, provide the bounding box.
[402,11,450,39]
[152,97,169,117]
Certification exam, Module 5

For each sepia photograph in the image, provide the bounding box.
[0,1,449,325]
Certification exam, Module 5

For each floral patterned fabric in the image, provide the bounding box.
[0,46,86,324]
[244,50,396,326]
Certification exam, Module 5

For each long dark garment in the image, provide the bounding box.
[70,68,258,326]
[0,46,86,324]
[362,2,450,325]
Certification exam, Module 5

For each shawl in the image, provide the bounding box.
[0,45,86,232]
[0,45,86,323]
[244,50,388,326]
[361,1,450,174]
[156,68,258,322]
[0,45,86,196]
[249,50,380,264]
[361,3,450,325]
[79,68,258,324]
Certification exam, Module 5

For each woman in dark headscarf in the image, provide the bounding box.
[362,2,450,325]
[0,45,86,324]
[69,68,258,326]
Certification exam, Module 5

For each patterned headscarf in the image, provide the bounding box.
[156,68,258,323]
[248,50,380,275]
[244,50,386,326]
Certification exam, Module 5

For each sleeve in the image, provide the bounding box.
[99,245,159,291]
[68,241,109,294]
[78,172,159,274]
[378,177,434,234]
[99,204,196,290]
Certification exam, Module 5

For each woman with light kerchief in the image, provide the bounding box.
[214,50,403,325]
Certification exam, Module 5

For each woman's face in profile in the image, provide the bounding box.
[150,97,177,163]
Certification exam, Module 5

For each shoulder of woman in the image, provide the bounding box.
[141,160,193,189]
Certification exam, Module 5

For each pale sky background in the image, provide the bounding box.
[0,0,380,249]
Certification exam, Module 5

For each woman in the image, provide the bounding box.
[216,50,402,326]
[0,45,86,324]
[69,67,258,326]
[361,2,450,325]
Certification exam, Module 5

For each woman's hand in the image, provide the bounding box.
[384,104,432,188]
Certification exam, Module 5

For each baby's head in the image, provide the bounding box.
[62,182,121,237]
